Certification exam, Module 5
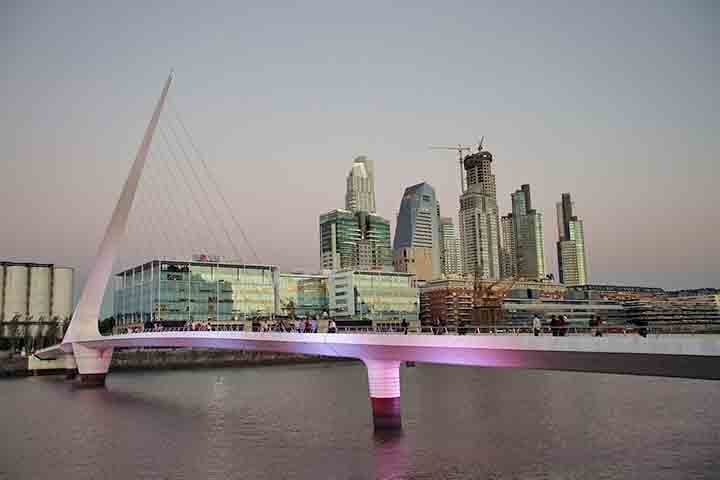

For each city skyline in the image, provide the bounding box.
[2,4,720,480]
[1,2,718,292]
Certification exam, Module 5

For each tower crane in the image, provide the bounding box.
[428,137,485,193]
[472,268,521,327]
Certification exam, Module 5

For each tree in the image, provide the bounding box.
[61,317,71,337]
[22,323,33,355]
[6,319,21,356]
[44,321,58,348]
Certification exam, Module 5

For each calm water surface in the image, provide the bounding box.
[1,362,719,479]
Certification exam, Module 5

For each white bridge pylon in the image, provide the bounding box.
[62,73,174,346]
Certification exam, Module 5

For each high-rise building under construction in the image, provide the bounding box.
[458,144,501,279]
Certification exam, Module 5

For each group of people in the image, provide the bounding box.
[549,315,570,337]
[259,318,318,333]
[256,318,344,334]
[531,314,605,337]
[431,318,448,335]
[185,322,213,331]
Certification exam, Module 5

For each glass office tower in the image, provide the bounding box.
[319,209,392,271]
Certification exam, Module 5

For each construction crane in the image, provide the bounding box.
[428,143,474,193]
[472,268,520,327]
[428,137,485,193]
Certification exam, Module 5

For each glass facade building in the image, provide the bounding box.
[500,214,517,279]
[508,184,546,279]
[392,182,441,281]
[319,209,392,271]
[440,217,462,276]
[113,260,277,328]
[327,269,419,327]
[556,193,588,286]
[277,273,328,318]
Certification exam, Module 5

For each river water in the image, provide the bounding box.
[1,362,719,479]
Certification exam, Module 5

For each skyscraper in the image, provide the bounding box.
[458,145,501,279]
[509,184,545,279]
[345,156,376,213]
[556,193,588,285]
[319,209,392,271]
[500,214,517,278]
[440,217,462,276]
[393,182,441,281]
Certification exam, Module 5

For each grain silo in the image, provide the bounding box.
[3,263,28,322]
[1,262,75,342]
[28,265,52,336]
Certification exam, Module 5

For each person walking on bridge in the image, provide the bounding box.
[559,315,568,337]
[532,314,542,336]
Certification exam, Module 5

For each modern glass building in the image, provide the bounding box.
[327,269,419,327]
[509,184,545,279]
[392,182,441,281]
[500,214,517,279]
[556,193,588,285]
[319,209,392,271]
[113,260,277,328]
[277,273,328,318]
[440,217,462,276]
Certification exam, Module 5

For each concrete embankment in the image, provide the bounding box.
[1,348,350,377]
[110,348,346,371]
[1,356,30,377]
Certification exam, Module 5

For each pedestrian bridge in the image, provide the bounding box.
[37,73,720,430]
[41,329,720,379]
[36,329,720,428]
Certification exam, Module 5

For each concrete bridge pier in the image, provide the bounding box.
[63,353,78,379]
[364,359,402,430]
[73,343,113,386]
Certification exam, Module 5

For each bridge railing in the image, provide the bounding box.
[108,323,720,337]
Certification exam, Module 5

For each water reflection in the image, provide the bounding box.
[373,430,411,480]
[2,364,719,480]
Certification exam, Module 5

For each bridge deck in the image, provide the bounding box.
[37,332,720,380]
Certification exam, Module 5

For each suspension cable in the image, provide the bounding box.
[150,146,205,259]
[163,115,244,263]
[167,95,260,263]
[159,124,227,259]
[124,183,161,267]
[134,171,176,261]
[144,153,195,261]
